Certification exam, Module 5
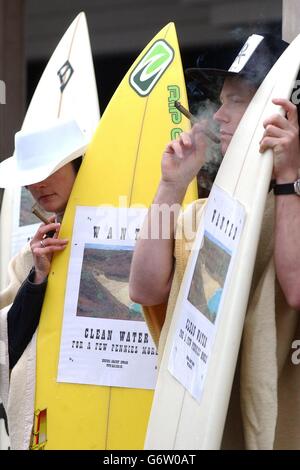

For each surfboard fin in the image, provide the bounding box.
[30,408,47,450]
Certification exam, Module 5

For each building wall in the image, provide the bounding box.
[26,0,282,60]
[25,0,283,110]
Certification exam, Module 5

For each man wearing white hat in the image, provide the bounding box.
[0,118,88,449]
[130,34,300,449]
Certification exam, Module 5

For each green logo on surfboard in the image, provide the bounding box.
[130,40,174,96]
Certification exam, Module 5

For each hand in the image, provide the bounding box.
[30,215,68,284]
[161,122,208,191]
[259,98,300,181]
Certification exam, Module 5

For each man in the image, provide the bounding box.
[129,34,300,449]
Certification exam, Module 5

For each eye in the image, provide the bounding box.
[230,95,244,104]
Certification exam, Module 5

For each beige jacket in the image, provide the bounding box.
[0,243,36,450]
[143,193,300,449]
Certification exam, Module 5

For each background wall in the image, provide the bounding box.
[25,0,283,110]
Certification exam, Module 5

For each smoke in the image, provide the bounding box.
[229,27,249,43]
[194,99,222,196]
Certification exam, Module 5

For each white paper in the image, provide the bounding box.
[168,186,246,401]
[11,187,40,257]
[57,205,158,389]
[229,34,264,73]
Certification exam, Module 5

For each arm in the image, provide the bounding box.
[260,98,300,308]
[7,218,68,368]
[129,123,208,306]
[7,268,47,369]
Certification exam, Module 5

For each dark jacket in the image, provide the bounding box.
[7,268,47,369]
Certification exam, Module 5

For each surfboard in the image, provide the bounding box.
[0,11,99,291]
[33,23,197,450]
[145,34,300,450]
[0,12,99,451]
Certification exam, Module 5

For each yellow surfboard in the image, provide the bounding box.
[34,22,197,450]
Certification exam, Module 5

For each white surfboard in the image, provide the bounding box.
[0,11,99,291]
[145,34,300,450]
[0,12,99,451]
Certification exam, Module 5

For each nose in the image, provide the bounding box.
[213,104,229,124]
[27,178,48,191]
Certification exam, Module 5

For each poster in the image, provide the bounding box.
[57,205,158,390]
[168,186,246,401]
[11,187,46,257]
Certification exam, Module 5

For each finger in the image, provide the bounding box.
[263,113,290,131]
[38,238,68,248]
[262,124,286,139]
[171,140,185,159]
[46,222,61,239]
[31,239,68,254]
[179,131,192,148]
[259,137,278,153]
[272,98,299,126]
[272,98,297,113]
[262,137,284,153]
[52,229,59,240]
[164,140,177,155]
[34,222,61,241]
[32,244,68,257]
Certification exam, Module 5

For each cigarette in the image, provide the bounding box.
[32,204,56,238]
[174,101,220,144]
[32,205,49,224]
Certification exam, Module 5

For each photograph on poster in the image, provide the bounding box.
[19,187,37,226]
[76,244,143,321]
[188,233,231,324]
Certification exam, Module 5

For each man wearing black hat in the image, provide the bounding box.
[130,33,300,449]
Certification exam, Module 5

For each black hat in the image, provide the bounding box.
[186,34,289,98]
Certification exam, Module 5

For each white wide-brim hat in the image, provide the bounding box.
[0,118,89,188]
